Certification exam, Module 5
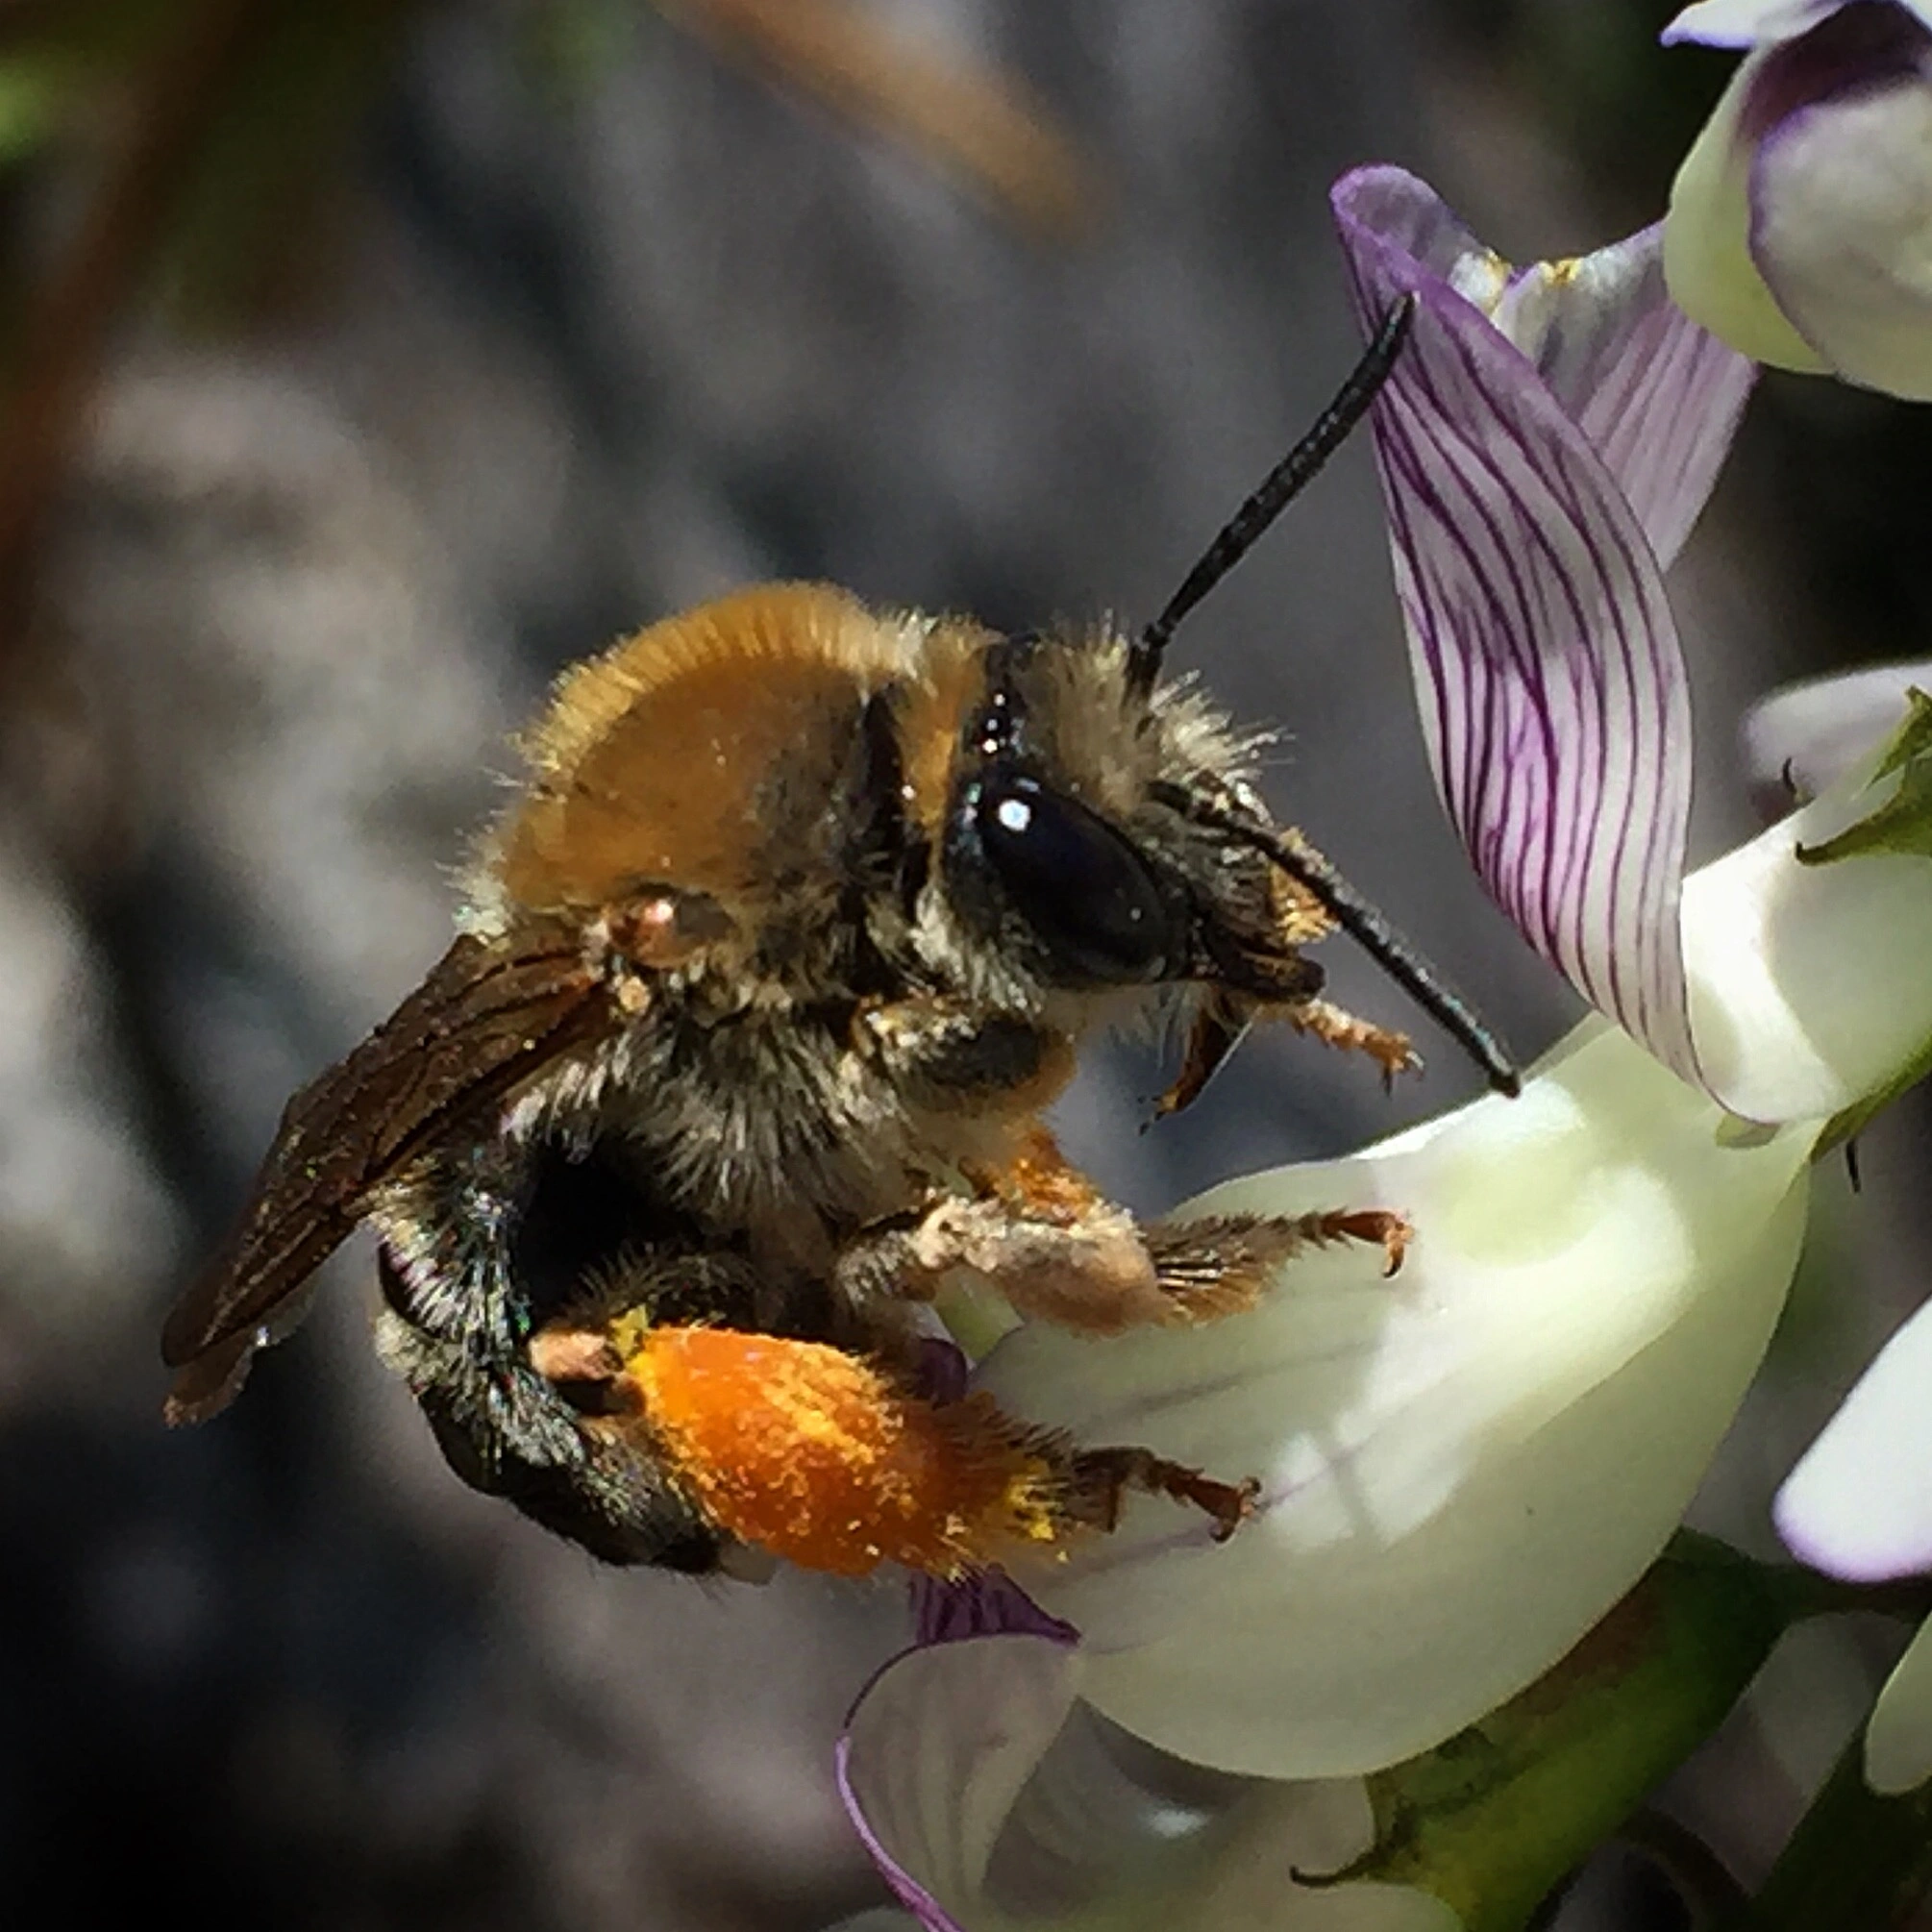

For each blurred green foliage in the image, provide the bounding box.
[0,0,417,330]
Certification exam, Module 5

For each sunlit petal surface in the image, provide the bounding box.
[1330,167,1746,1087]
[1776,1298,1932,1581]
[976,1020,1812,1777]
[838,1635,1456,1929]
[1866,1616,1932,1795]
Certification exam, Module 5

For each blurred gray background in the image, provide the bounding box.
[1,2,1926,1926]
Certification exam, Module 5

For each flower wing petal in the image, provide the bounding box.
[1775,1297,1932,1582]
[1332,167,1702,1084]
[977,1024,1812,1777]
[838,1634,1453,1930]
[1866,1615,1932,1795]
[1555,240,1755,573]
[1748,63,1932,401]
[838,1635,1079,1932]
[1680,749,1932,1120]
[1663,1,1844,49]
[1743,662,1932,801]
[1665,46,1838,374]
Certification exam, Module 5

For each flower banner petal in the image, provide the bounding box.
[977,1019,1813,1777]
[1331,167,1704,1087]
[1342,173,1752,570]
[1775,1296,1932,1582]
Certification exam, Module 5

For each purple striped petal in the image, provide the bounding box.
[1332,166,1719,1084]
[912,1571,1079,1647]
[1479,238,1754,570]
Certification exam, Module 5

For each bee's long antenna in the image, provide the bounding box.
[1128,294,1416,696]
[1161,789,1521,1097]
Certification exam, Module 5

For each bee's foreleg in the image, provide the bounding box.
[1153,989,1253,1119]
[1278,996,1420,1088]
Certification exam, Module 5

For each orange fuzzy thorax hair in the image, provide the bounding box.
[619,1325,1070,1578]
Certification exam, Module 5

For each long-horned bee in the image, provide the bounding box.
[162,299,1517,1580]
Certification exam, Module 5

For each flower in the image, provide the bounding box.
[1752,665,1932,1795]
[1662,1,1932,398]
[838,1614,1456,1932]
[836,166,1932,1915]
[1776,1297,1932,1792]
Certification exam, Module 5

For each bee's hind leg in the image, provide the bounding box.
[1068,1446,1260,1542]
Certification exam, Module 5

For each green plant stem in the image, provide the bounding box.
[1728,1732,1932,1932]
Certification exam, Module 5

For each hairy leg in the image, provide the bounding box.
[838,1126,1407,1334]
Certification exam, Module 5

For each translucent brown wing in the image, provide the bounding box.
[161,924,620,1423]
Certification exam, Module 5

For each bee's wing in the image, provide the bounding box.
[161,926,619,1423]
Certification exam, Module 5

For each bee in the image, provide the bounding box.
[161,298,1517,1581]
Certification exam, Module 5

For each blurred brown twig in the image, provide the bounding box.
[0,0,1093,662]
[656,0,1095,238]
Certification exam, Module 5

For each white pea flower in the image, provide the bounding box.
[1749,660,1932,1797]
[1778,1302,1932,1793]
[1663,0,1932,397]
[835,166,1932,1924]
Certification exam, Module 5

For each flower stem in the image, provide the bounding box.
[1727,1732,1932,1932]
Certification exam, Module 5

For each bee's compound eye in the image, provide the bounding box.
[975,775,1177,983]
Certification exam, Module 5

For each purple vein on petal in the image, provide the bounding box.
[834,1718,968,1932]
[1331,166,1704,1083]
[837,1636,1082,1932]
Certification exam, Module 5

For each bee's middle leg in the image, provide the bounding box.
[843,1127,1407,1334]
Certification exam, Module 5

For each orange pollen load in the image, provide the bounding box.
[621,1325,1068,1578]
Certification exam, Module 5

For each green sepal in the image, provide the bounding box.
[1330,1535,1798,1932]
[1815,1027,1932,1157]
[1796,688,1932,867]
